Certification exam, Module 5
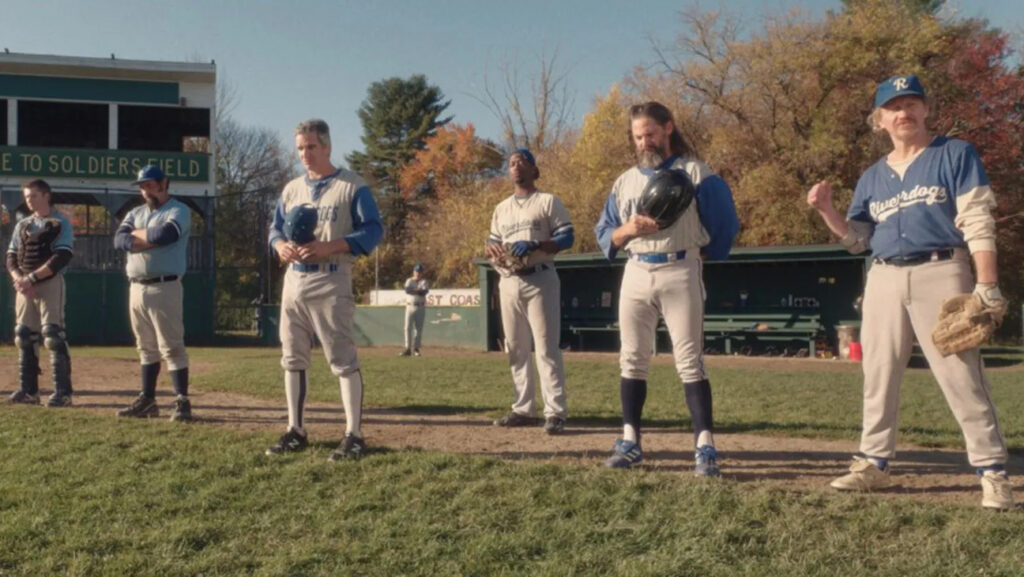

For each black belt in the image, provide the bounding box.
[514,263,551,276]
[131,275,179,285]
[874,249,955,267]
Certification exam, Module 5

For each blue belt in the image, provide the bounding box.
[514,263,551,276]
[874,249,954,267]
[292,263,338,273]
[630,250,687,264]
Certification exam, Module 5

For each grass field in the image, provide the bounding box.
[1,346,1023,576]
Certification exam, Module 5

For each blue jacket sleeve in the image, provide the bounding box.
[696,175,739,261]
[268,199,286,250]
[345,186,384,257]
[594,192,622,261]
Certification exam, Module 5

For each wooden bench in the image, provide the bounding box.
[567,312,822,355]
[703,312,822,355]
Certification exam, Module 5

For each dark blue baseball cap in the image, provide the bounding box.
[413,264,424,272]
[131,164,167,185]
[874,75,926,108]
[510,148,535,166]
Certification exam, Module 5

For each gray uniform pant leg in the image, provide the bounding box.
[859,253,1007,466]
[130,280,188,370]
[652,258,708,383]
[618,261,661,380]
[405,305,425,350]
[499,269,567,418]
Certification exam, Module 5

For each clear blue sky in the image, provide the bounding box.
[4,0,1021,163]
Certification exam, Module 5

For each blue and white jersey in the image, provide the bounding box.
[488,190,574,267]
[119,198,191,278]
[848,137,997,260]
[7,210,75,267]
[268,168,383,267]
[595,156,739,261]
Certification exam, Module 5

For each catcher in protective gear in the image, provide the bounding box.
[5,179,75,407]
[932,290,1007,357]
[638,168,696,230]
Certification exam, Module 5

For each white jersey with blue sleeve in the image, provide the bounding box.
[595,156,739,261]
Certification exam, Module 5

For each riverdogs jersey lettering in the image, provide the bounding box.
[847,137,997,260]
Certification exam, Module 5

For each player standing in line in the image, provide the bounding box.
[265,119,383,460]
[807,75,1013,509]
[6,179,75,407]
[400,263,429,357]
[485,149,574,435]
[595,102,739,476]
[114,165,194,422]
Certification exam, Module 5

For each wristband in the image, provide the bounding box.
[27,272,39,285]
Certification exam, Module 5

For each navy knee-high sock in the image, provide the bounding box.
[621,377,647,441]
[684,379,713,444]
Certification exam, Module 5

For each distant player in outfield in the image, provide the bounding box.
[114,165,194,422]
[595,102,739,476]
[6,179,74,407]
[400,263,429,357]
[266,119,383,460]
[485,149,574,435]
[807,75,1013,509]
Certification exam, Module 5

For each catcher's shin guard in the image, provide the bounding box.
[15,324,41,395]
[42,324,73,395]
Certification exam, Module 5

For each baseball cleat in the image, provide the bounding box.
[117,394,159,418]
[266,428,308,455]
[605,438,643,468]
[493,411,535,427]
[413,349,421,357]
[694,445,721,477]
[398,349,411,357]
[46,392,73,408]
[328,433,367,461]
[170,395,193,422]
[830,457,891,491]
[7,390,41,405]
[543,416,566,435]
[980,470,1014,510]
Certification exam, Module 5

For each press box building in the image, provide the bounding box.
[0,52,217,343]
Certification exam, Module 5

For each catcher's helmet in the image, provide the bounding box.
[283,204,319,245]
[638,169,696,230]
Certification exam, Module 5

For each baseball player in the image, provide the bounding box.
[5,179,74,407]
[265,119,383,460]
[400,263,429,357]
[807,75,1013,509]
[595,101,739,476]
[485,148,574,435]
[113,165,194,422]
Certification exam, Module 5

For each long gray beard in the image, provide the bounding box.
[637,149,665,169]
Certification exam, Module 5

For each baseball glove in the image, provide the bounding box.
[639,168,696,230]
[489,242,529,275]
[283,204,318,245]
[17,218,61,274]
[931,293,1007,356]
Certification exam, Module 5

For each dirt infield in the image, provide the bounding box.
[1,351,1015,507]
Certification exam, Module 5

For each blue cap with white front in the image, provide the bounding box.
[131,164,167,185]
[413,263,424,272]
[874,75,926,108]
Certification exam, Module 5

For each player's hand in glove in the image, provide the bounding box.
[510,240,540,257]
[973,283,1008,325]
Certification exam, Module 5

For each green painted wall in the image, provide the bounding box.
[0,74,179,104]
[259,305,486,350]
[0,271,215,345]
